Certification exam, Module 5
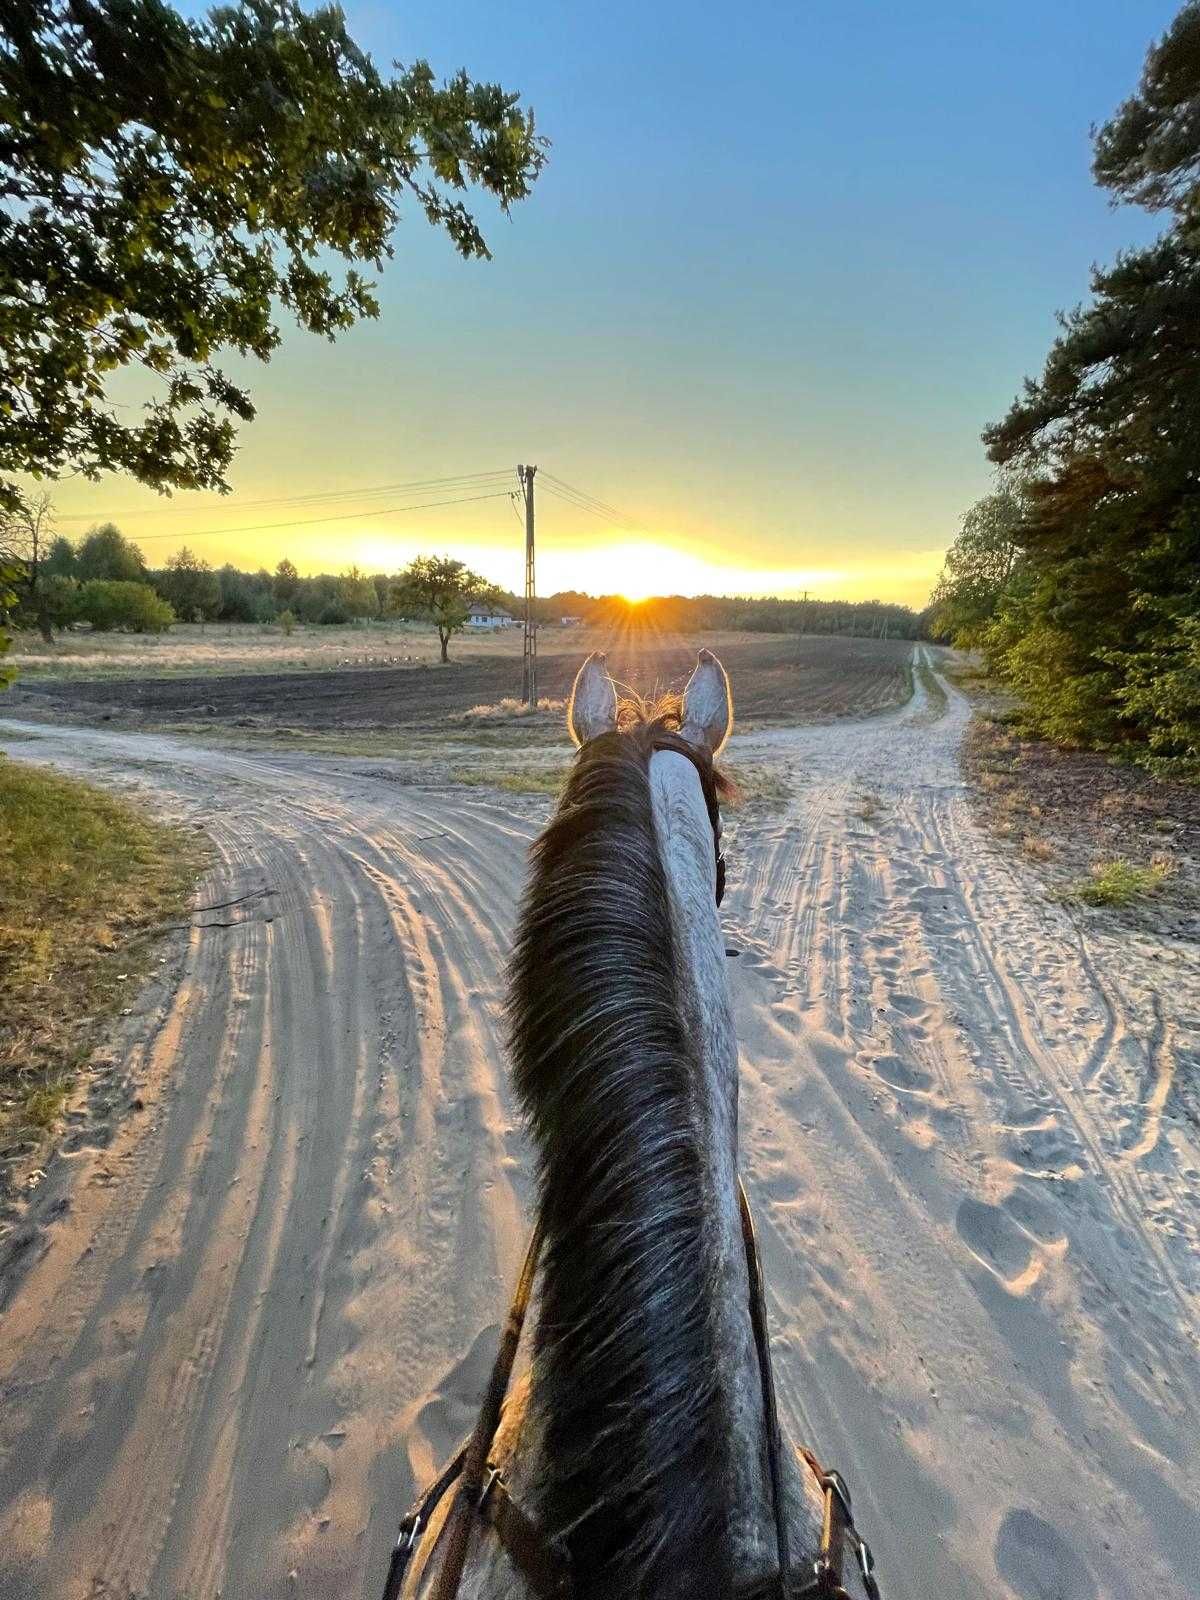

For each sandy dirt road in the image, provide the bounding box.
[1,651,1197,1600]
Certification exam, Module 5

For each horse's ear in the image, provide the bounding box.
[568,652,618,745]
[681,648,732,755]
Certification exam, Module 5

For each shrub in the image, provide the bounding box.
[1105,612,1200,778]
[317,598,350,625]
[77,579,175,633]
[985,615,1120,747]
[278,608,297,636]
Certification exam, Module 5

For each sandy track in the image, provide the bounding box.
[1,651,1197,1600]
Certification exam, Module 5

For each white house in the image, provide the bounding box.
[465,601,514,630]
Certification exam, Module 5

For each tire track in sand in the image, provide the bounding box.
[1,678,1197,1600]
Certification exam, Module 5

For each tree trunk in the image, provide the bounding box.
[439,629,449,664]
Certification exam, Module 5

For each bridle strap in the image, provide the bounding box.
[385,1186,882,1600]
[739,1180,792,1600]
[428,1219,544,1600]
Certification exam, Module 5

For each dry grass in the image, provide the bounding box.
[8,619,515,680]
[1021,834,1055,862]
[723,762,792,809]
[459,696,568,722]
[0,760,202,1148]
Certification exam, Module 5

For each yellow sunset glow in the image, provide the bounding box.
[46,480,949,608]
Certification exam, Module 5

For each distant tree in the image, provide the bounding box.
[77,580,174,633]
[296,573,339,623]
[273,558,300,606]
[216,563,253,622]
[394,554,497,662]
[157,547,221,621]
[76,524,146,583]
[43,536,77,577]
[336,565,378,620]
[0,491,58,640]
[213,562,273,622]
[0,558,19,686]
[928,486,1026,648]
[0,0,546,515]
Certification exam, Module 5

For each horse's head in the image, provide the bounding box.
[566,648,733,755]
[561,646,734,908]
[509,651,741,1593]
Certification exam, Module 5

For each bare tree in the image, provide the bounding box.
[0,492,58,641]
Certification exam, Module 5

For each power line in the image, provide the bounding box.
[541,480,641,533]
[540,481,619,524]
[540,472,642,532]
[127,490,513,543]
[56,469,513,523]
[541,471,639,525]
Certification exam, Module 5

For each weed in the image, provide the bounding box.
[22,1082,68,1129]
[1066,858,1171,907]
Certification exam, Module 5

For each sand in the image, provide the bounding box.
[0,647,1196,1599]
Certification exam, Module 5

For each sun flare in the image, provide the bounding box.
[595,542,688,603]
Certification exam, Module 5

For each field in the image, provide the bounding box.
[7,625,914,733]
[6,619,487,679]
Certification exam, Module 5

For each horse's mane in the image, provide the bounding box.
[506,707,734,1599]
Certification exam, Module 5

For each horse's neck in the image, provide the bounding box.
[645,748,779,1573]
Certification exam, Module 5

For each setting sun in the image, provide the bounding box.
[605,542,693,602]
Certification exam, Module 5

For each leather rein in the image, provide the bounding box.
[381,735,882,1600]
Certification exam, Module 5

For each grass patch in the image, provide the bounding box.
[448,762,568,795]
[158,719,566,757]
[0,761,202,1151]
[912,655,949,724]
[1065,857,1172,908]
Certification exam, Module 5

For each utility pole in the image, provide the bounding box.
[518,464,538,708]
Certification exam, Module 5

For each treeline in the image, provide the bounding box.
[582,593,918,638]
[2,519,921,641]
[930,3,1200,777]
[1,522,422,634]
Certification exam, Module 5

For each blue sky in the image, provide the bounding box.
[53,0,1178,604]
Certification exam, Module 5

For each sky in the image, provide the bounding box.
[46,0,1178,607]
